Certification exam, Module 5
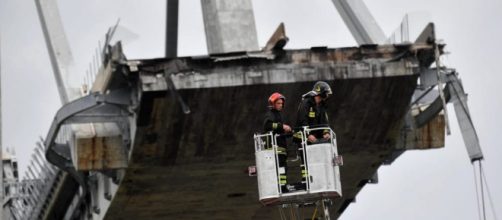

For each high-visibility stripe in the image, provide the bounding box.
[277,146,287,155]
[264,148,287,155]
[309,111,315,118]
[280,174,287,184]
[293,132,302,139]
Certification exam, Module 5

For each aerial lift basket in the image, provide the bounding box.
[253,126,342,206]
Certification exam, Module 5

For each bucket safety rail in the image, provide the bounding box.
[253,126,342,206]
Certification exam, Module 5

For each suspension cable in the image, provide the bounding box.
[481,162,499,220]
[473,165,482,220]
[479,161,486,220]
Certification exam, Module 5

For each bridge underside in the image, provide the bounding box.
[101,44,436,219]
[105,77,416,219]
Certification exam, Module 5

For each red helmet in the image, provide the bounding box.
[268,92,285,106]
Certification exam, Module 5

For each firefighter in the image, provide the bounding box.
[293,81,333,189]
[263,92,292,193]
[295,81,333,142]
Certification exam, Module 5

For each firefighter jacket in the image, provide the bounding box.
[295,92,329,138]
[263,108,288,148]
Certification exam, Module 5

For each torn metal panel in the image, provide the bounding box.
[415,84,451,128]
[415,23,436,44]
[452,100,483,161]
[263,22,288,52]
[419,67,448,88]
[386,13,433,44]
[448,74,483,161]
[387,14,411,44]
[164,71,191,114]
[91,61,113,93]
[211,51,275,62]
[412,87,438,107]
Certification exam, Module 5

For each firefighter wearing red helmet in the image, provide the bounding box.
[263,92,292,192]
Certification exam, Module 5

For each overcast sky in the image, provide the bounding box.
[1,0,501,219]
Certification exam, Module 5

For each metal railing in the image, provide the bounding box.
[4,142,60,220]
[254,132,284,194]
[6,25,120,219]
[254,126,339,194]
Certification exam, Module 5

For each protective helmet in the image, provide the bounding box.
[311,81,332,98]
[268,92,286,106]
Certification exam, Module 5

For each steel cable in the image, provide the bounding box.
[481,163,499,220]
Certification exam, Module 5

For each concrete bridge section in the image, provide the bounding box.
[88,42,443,219]
[26,0,450,217]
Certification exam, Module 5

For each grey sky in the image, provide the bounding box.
[0,0,501,219]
